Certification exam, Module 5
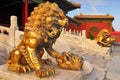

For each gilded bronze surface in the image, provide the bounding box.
[7,2,83,78]
[95,29,115,47]
[56,52,83,70]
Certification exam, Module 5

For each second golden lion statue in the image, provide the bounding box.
[95,29,115,47]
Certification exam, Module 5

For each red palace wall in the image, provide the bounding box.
[67,21,113,39]
[111,31,120,42]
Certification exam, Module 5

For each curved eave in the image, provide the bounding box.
[45,0,80,13]
[75,17,114,21]
[74,15,114,21]
[67,16,80,25]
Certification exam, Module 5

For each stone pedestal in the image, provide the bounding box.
[0,64,83,80]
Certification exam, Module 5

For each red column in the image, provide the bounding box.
[25,0,28,23]
[22,0,28,30]
[22,3,25,30]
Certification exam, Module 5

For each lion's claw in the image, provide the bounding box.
[35,67,55,77]
[40,59,52,65]
[46,67,55,77]
[20,65,32,73]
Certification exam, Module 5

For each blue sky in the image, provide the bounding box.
[67,0,120,31]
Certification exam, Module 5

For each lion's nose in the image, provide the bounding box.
[52,33,55,36]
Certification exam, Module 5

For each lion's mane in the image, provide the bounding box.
[25,1,66,32]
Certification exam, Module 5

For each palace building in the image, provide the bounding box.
[0,0,80,30]
[67,13,114,39]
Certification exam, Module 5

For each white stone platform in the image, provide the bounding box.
[0,64,83,80]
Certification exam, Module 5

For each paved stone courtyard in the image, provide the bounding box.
[70,46,120,80]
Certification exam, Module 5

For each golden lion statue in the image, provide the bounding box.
[95,29,115,47]
[7,2,83,78]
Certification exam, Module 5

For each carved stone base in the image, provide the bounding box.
[0,64,83,80]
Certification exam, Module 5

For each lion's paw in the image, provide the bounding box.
[35,67,55,77]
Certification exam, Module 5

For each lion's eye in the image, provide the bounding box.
[48,30,52,33]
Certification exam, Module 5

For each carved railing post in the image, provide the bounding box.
[9,16,18,47]
[81,30,86,48]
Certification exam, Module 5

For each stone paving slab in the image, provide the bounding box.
[83,64,105,80]
[106,56,120,80]
[0,64,83,80]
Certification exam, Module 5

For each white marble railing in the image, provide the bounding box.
[0,16,23,55]
[60,29,110,54]
[0,16,88,54]
[0,16,110,56]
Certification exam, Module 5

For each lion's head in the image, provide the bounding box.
[99,29,110,39]
[25,1,68,38]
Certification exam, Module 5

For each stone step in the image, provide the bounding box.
[0,64,83,80]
